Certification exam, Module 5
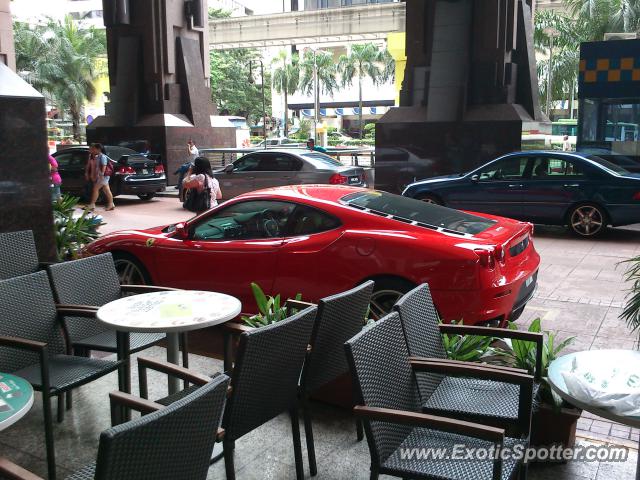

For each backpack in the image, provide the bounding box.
[183,178,211,213]
[103,155,115,177]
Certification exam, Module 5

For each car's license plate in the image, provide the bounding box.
[525,276,533,287]
[141,169,149,174]
[349,177,360,184]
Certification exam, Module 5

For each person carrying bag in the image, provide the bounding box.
[182,157,222,213]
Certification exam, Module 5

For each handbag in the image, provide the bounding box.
[183,183,211,213]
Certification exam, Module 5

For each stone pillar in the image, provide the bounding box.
[88,0,235,183]
[0,0,16,70]
[376,0,549,193]
[0,14,56,262]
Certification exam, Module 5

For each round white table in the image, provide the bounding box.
[97,290,241,395]
[548,349,640,479]
[0,373,34,432]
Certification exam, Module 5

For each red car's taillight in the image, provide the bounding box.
[329,173,348,185]
[474,248,496,269]
[494,244,505,262]
[154,164,165,174]
[633,192,640,201]
[116,165,135,175]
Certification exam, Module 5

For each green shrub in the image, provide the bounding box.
[242,282,302,328]
[53,195,103,261]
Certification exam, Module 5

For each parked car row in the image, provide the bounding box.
[52,145,166,200]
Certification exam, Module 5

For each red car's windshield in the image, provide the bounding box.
[341,191,497,235]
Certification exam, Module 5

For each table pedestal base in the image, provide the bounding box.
[166,332,181,395]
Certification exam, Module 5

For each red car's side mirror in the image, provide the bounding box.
[174,222,189,240]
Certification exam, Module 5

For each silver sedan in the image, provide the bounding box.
[213,148,367,199]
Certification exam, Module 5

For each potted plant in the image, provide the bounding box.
[620,254,640,345]
[491,318,581,448]
[223,283,305,370]
[53,195,103,261]
[241,282,303,327]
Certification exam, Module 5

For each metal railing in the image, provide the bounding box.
[198,146,375,169]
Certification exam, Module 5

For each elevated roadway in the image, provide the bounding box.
[208,3,405,50]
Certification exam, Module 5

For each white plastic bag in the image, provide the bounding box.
[561,356,640,417]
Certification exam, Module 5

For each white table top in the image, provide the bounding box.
[97,290,242,333]
[548,349,640,429]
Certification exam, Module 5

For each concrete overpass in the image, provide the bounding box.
[208,3,405,50]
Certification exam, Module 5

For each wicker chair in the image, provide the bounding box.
[0,230,50,280]
[137,306,318,480]
[47,253,189,419]
[0,373,230,480]
[0,271,121,480]
[299,280,374,476]
[393,284,542,437]
[345,312,532,480]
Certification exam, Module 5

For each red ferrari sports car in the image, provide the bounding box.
[82,185,540,326]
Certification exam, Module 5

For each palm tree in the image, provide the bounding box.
[51,18,105,139]
[271,51,299,137]
[13,17,105,140]
[299,49,338,133]
[337,43,389,139]
[564,0,640,36]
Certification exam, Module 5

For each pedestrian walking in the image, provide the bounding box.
[182,157,222,213]
[49,154,62,202]
[85,143,115,211]
[562,135,572,152]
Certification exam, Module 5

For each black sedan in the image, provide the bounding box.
[402,151,640,237]
[53,145,166,201]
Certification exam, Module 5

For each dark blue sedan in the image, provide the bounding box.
[402,151,640,237]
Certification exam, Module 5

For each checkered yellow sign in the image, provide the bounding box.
[579,57,640,83]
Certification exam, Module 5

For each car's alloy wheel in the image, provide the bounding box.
[369,288,405,320]
[114,256,149,285]
[569,204,605,237]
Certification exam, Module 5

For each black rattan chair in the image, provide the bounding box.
[0,230,50,280]
[137,306,317,480]
[345,312,532,480]
[0,373,230,480]
[0,271,122,480]
[393,284,542,437]
[47,253,190,419]
[299,280,374,476]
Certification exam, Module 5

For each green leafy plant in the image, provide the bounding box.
[620,255,640,344]
[441,321,496,362]
[53,195,103,261]
[492,318,575,407]
[242,282,302,328]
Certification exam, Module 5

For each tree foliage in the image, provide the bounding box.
[337,43,394,138]
[209,48,272,125]
[271,50,299,136]
[534,1,640,113]
[13,17,106,139]
[299,49,338,96]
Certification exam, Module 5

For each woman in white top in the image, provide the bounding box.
[182,157,222,210]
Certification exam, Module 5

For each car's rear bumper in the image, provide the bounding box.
[113,176,167,196]
[433,268,538,327]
